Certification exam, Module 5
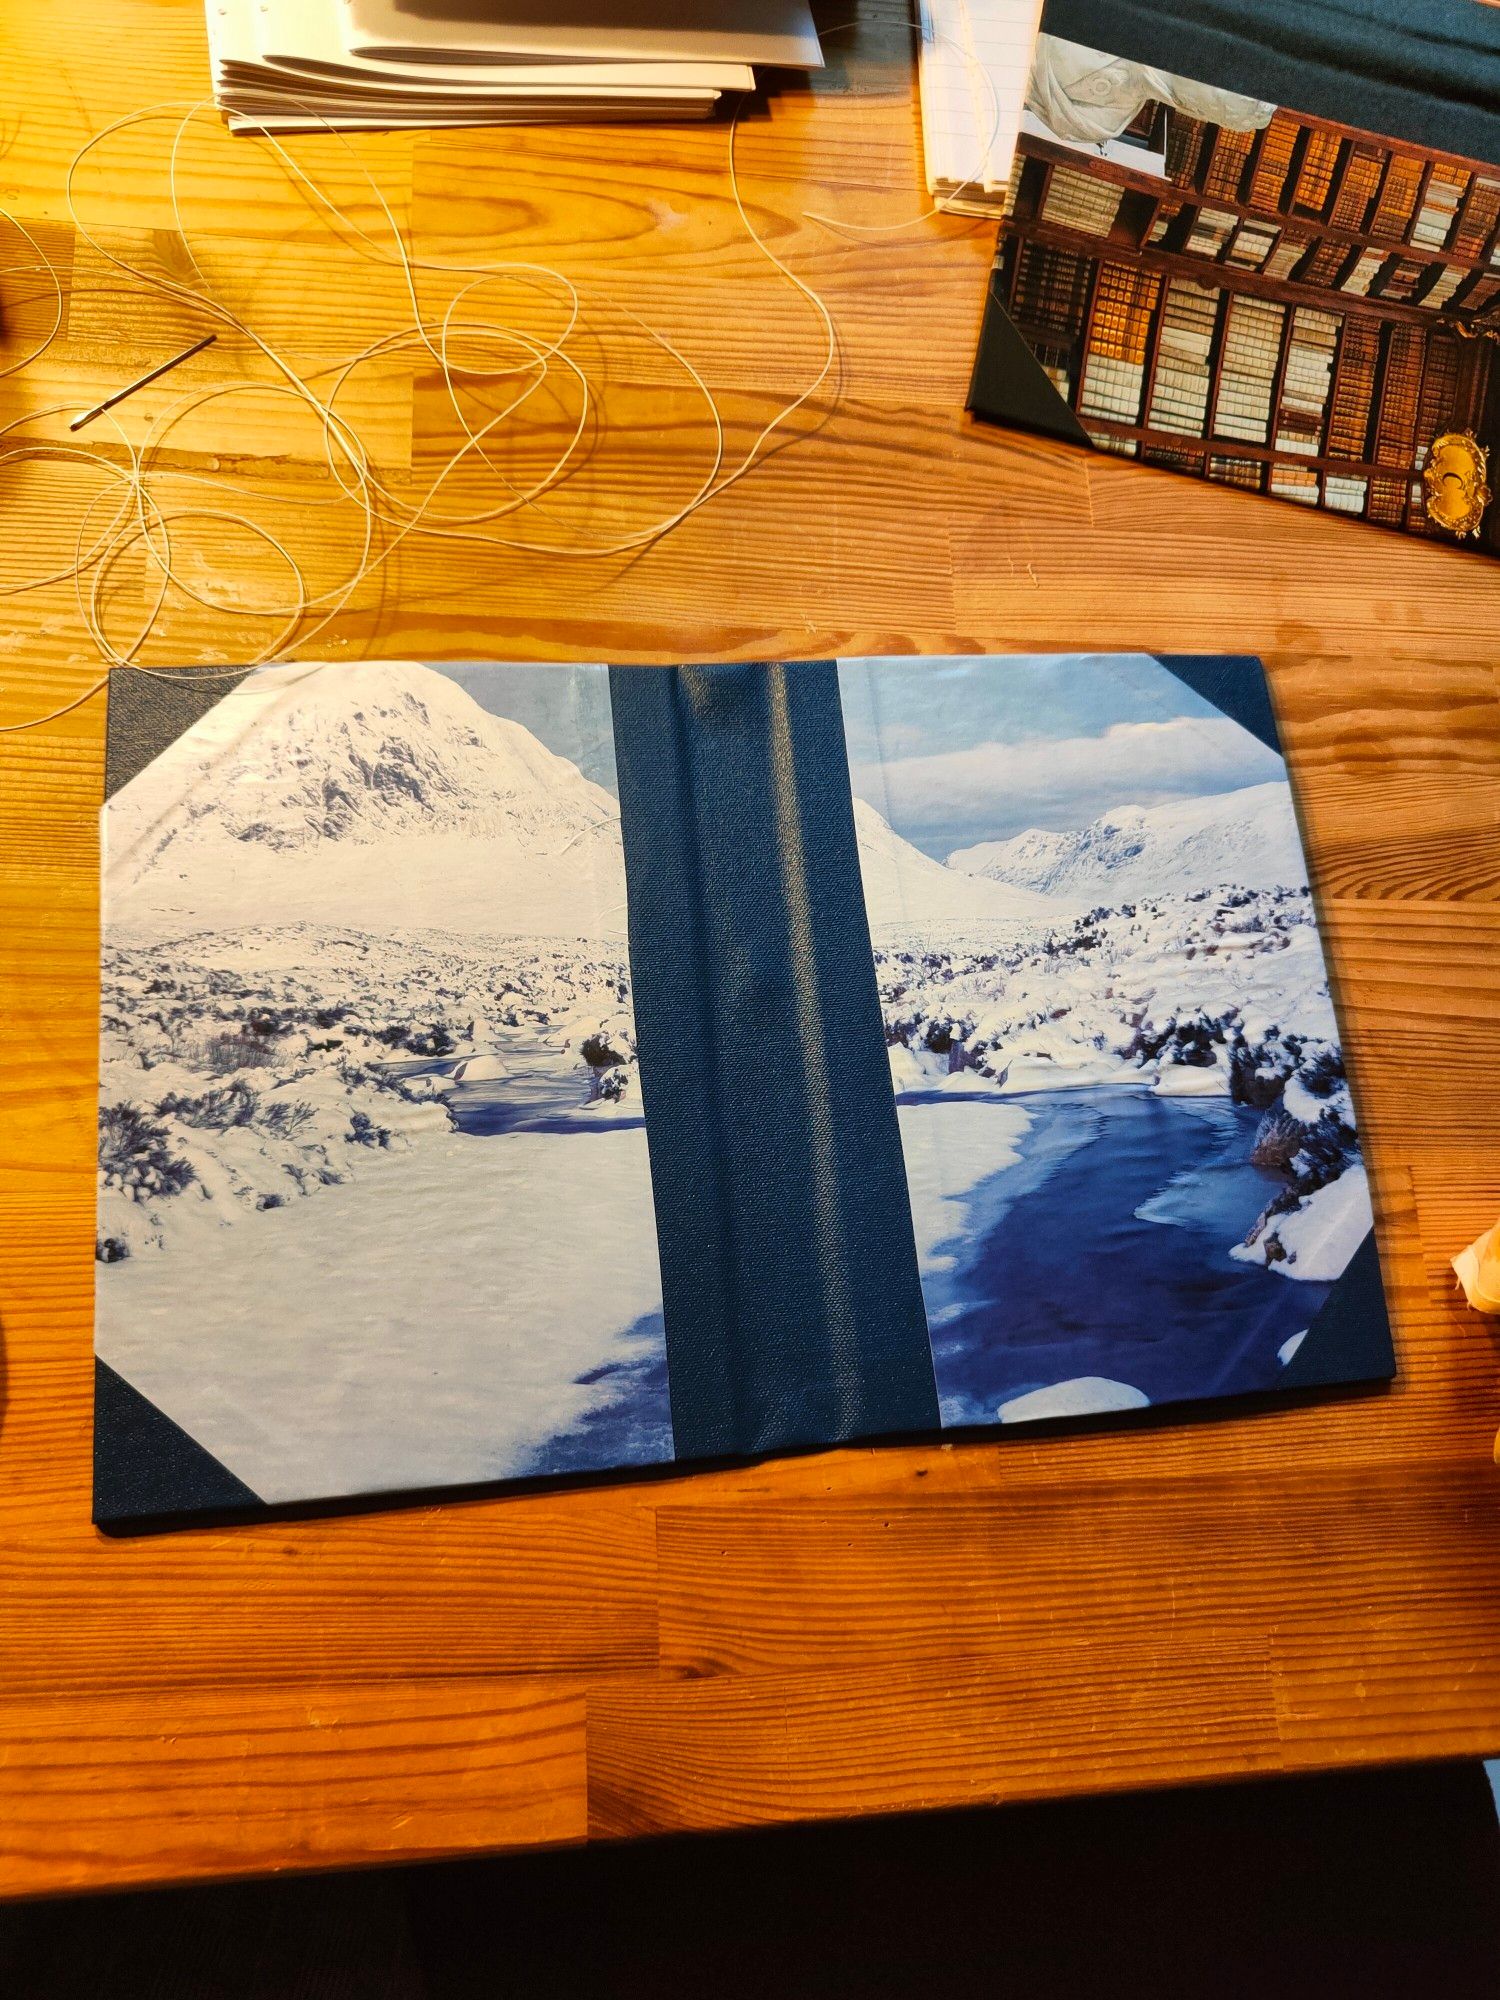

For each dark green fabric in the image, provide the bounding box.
[93,1361,265,1530]
[966,268,1093,443]
[1155,653,1281,753]
[609,662,940,1461]
[104,665,251,801]
[1042,0,1500,163]
[1280,1230,1395,1388]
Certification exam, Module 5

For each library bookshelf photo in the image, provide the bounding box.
[994,42,1500,553]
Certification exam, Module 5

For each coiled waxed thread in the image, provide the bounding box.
[0,14,996,732]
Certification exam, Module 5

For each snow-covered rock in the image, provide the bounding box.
[449,1052,511,1083]
[887,1044,929,1093]
[1234,1164,1373,1282]
[1153,1055,1231,1097]
[998,1377,1150,1421]
[948,782,1305,908]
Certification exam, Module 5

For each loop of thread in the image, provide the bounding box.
[0,95,828,730]
[0,14,998,735]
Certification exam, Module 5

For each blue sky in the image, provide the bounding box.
[839,655,1285,856]
[431,657,1286,861]
[431,662,620,792]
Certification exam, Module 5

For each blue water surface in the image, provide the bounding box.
[922,1089,1330,1424]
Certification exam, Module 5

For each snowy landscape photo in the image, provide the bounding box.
[97,660,672,1506]
[838,654,1374,1426]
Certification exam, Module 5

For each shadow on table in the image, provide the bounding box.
[2,1761,1499,1998]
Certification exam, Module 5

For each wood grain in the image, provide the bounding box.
[587,1645,1286,1837]
[2,0,1500,1900]
[1,1679,587,1896]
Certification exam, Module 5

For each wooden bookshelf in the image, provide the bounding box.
[1013,140,1500,294]
[1000,103,1500,549]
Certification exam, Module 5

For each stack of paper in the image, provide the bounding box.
[207,0,822,133]
[916,0,1044,215]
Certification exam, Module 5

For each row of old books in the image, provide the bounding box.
[1146,279,1217,435]
[1167,105,1500,265]
[1012,233,1444,502]
[966,3,1497,555]
[206,0,822,131]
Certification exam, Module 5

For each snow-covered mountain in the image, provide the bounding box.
[106,660,629,939]
[853,798,1064,933]
[947,782,1305,908]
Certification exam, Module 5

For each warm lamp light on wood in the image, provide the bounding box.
[1451,1219,1500,1467]
[1454,1219,1500,1318]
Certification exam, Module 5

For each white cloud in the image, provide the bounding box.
[852,715,1283,845]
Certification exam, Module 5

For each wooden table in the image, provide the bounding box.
[3,0,1500,1901]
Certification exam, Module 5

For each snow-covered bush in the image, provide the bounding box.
[98,1102,196,1199]
[204,1032,281,1076]
[1235,1046,1361,1274]
[872,887,1333,1097]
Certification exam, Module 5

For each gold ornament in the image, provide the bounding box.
[1421,430,1492,540]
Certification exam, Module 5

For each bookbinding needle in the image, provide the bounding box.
[69,334,218,432]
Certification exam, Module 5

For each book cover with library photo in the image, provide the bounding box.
[971,3,1500,554]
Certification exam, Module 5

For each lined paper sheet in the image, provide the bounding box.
[917,0,1044,213]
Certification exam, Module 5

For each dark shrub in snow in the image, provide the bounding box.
[158,1081,257,1129]
[1298,1046,1345,1099]
[375,1019,457,1056]
[581,1033,627,1070]
[1284,1107,1356,1196]
[258,1098,314,1139]
[1246,1045,1357,1260]
[1128,1014,1225,1070]
[1251,1107,1303,1172]
[403,1021,457,1056]
[1227,1031,1305,1108]
[99,1103,196,1198]
[243,1007,293,1039]
[205,1032,280,1075]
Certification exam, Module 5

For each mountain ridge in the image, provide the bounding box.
[853,797,1064,931]
[947,782,1304,907]
[106,661,628,940]
[108,659,1116,944]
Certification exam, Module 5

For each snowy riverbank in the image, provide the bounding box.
[873,885,1369,1283]
[98,924,641,1262]
[896,1088,1337,1424]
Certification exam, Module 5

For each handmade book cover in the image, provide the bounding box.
[94,655,1393,1529]
[969,0,1500,554]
